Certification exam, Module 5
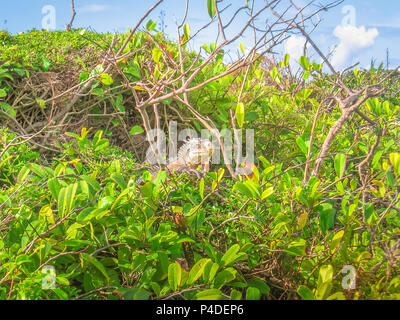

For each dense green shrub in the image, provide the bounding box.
[1,30,400,300]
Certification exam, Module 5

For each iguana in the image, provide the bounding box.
[137,137,214,184]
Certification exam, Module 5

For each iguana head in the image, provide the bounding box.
[175,137,213,169]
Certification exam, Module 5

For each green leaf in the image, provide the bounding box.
[187,258,210,285]
[244,111,259,122]
[97,196,114,210]
[17,166,31,184]
[81,175,100,192]
[297,211,308,231]
[207,0,216,18]
[91,88,104,96]
[36,98,46,109]
[1,102,16,117]
[203,262,219,282]
[296,136,308,155]
[371,150,383,169]
[246,287,261,300]
[217,168,225,182]
[350,179,358,191]
[152,47,162,64]
[248,278,270,295]
[52,288,68,300]
[194,289,222,300]
[119,288,150,300]
[230,289,242,300]
[261,187,274,200]
[60,239,91,249]
[26,163,45,178]
[133,32,144,48]
[129,125,144,136]
[0,88,7,97]
[284,53,290,66]
[220,244,240,267]
[330,230,344,253]
[99,73,114,85]
[111,173,127,189]
[90,64,104,77]
[16,254,32,265]
[389,153,400,176]
[203,43,211,54]
[210,42,216,52]
[168,262,182,291]
[233,181,259,198]
[213,268,236,289]
[364,203,375,225]
[235,102,245,128]
[299,55,310,70]
[78,71,89,83]
[269,67,282,83]
[42,57,51,71]
[327,292,346,300]
[318,203,336,233]
[199,177,205,200]
[125,63,141,80]
[285,239,306,256]
[239,42,245,55]
[334,153,346,178]
[39,205,55,225]
[183,24,191,40]
[48,177,61,200]
[297,285,315,300]
[146,19,157,31]
[316,265,333,300]
[57,183,78,218]
[81,253,109,280]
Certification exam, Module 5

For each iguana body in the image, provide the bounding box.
[166,137,213,173]
[138,138,213,184]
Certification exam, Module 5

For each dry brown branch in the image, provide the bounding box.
[65,0,76,31]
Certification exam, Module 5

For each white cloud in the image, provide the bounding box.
[330,25,379,69]
[284,35,311,68]
[78,5,114,13]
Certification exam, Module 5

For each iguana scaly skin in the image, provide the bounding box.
[166,138,213,173]
[138,138,213,184]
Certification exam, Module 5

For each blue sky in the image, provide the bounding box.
[1,1,400,70]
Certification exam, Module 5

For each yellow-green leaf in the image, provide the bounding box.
[199,177,204,199]
[207,0,216,18]
[239,42,245,55]
[57,183,78,218]
[220,244,240,267]
[187,258,210,285]
[389,153,400,176]
[99,73,114,85]
[168,262,182,291]
[236,102,245,128]
[81,253,109,280]
[297,211,308,231]
[261,187,274,200]
[330,230,344,253]
[39,205,55,224]
[183,24,190,40]
[194,289,222,300]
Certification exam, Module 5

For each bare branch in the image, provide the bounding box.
[65,0,76,31]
